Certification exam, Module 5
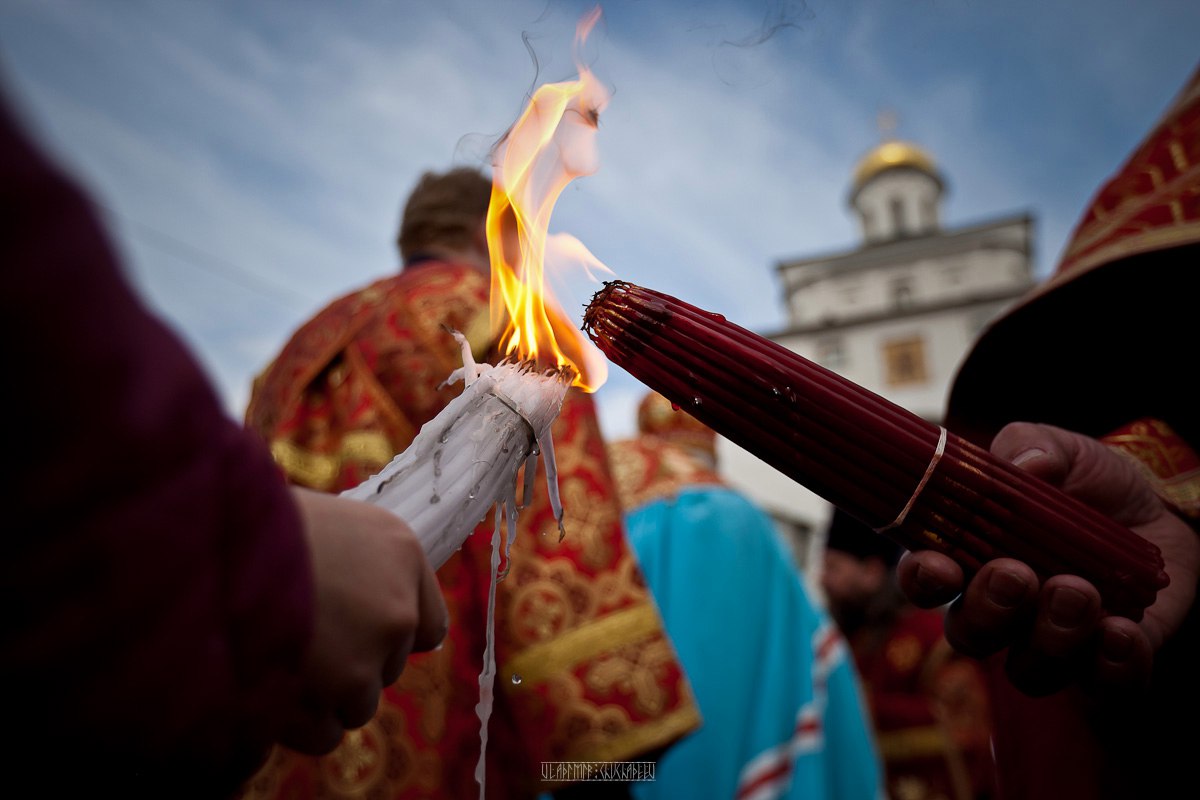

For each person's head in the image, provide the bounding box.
[397,167,493,268]
[819,508,905,633]
[636,390,718,468]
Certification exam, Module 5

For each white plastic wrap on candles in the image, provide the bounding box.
[342,334,570,570]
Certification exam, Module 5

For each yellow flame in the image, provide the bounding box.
[486,6,609,392]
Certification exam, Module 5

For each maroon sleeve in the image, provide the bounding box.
[0,88,314,795]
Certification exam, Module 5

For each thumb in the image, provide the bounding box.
[990,422,1162,527]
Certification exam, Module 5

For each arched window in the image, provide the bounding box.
[890,197,905,235]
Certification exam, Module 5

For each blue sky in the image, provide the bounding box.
[2,0,1197,439]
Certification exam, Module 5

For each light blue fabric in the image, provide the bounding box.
[624,486,883,800]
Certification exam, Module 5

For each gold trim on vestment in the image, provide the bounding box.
[1062,218,1200,278]
[505,603,661,682]
[1105,443,1200,518]
[270,430,395,491]
[341,429,398,466]
[578,705,703,765]
[876,725,953,760]
[535,704,703,791]
[623,476,724,513]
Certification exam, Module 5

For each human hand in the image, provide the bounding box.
[280,488,448,754]
[897,422,1200,696]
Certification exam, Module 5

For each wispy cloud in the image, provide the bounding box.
[2,0,1197,436]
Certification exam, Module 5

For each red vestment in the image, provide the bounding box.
[240,261,700,799]
[945,62,1200,799]
[847,607,994,800]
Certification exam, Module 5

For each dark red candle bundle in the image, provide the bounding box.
[583,281,1168,620]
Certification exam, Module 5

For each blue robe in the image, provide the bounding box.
[625,486,883,800]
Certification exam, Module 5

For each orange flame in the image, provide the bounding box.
[486,6,609,392]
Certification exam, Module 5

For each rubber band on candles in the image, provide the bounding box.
[876,426,948,533]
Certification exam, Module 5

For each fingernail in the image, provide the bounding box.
[1102,629,1134,662]
[1012,448,1047,467]
[987,570,1028,609]
[1048,587,1088,627]
[914,565,942,594]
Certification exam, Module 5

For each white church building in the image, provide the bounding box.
[718,138,1036,569]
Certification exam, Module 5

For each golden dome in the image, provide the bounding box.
[852,140,939,189]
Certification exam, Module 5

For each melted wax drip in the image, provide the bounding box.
[475,424,564,797]
[474,509,503,799]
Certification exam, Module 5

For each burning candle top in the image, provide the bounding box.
[345,11,632,800]
[583,280,1168,621]
[485,5,610,393]
[351,8,611,569]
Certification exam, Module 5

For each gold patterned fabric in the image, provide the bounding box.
[1102,417,1200,520]
[608,392,725,512]
[607,435,724,512]
[239,261,698,800]
[633,392,720,466]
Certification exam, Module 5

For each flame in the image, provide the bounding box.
[486,6,609,392]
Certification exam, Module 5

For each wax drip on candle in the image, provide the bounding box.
[538,429,567,540]
[500,496,519,579]
[474,508,503,799]
[521,450,538,508]
[341,334,574,800]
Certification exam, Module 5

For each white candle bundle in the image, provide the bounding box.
[340,332,570,569]
[340,332,572,799]
[342,11,610,794]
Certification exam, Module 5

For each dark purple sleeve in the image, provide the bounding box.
[0,88,314,794]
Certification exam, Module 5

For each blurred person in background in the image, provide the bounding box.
[820,509,996,800]
[606,391,883,800]
[239,168,699,799]
[896,62,1200,799]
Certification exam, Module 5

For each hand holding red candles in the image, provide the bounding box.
[582,281,1169,622]
[897,420,1199,694]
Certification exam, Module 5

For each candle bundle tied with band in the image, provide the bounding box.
[583,281,1168,621]
[341,332,572,800]
[342,332,570,573]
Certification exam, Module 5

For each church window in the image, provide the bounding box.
[817,337,847,371]
[883,336,928,386]
[890,197,905,235]
[892,277,913,309]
